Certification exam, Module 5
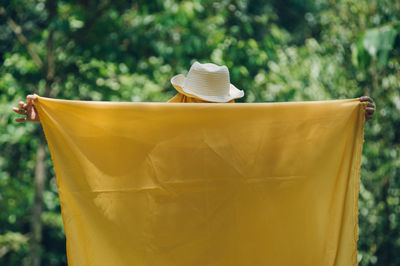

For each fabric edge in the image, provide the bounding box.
[352,101,366,266]
[35,98,73,266]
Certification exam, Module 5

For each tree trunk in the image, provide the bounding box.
[27,2,57,263]
[27,134,46,266]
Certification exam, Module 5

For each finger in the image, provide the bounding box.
[12,107,27,115]
[19,102,28,109]
[360,96,373,103]
[32,104,39,115]
[367,102,375,108]
[366,107,375,113]
[15,117,27,122]
[359,96,370,101]
[26,97,33,107]
[27,94,38,104]
[366,112,374,117]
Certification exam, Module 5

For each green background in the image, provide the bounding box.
[0,0,399,265]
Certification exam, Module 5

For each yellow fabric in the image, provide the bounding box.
[36,96,365,266]
[167,92,236,103]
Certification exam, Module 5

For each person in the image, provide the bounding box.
[12,62,375,122]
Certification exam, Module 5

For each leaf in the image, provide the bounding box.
[362,25,398,67]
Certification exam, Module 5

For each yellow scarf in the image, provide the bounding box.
[35,96,365,266]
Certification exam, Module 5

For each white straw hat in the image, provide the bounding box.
[170,61,245,102]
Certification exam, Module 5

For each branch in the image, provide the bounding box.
[0,7,43,69]
[44,30,55,96]
[44,0,58,97]
[75,0,112,38]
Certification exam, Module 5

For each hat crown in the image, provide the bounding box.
[183,62,230,97]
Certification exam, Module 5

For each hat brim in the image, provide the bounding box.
[170,74,245,103]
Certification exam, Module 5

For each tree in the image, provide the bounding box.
[0,0,399,265]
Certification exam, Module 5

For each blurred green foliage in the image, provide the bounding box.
[0,0,399,265]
